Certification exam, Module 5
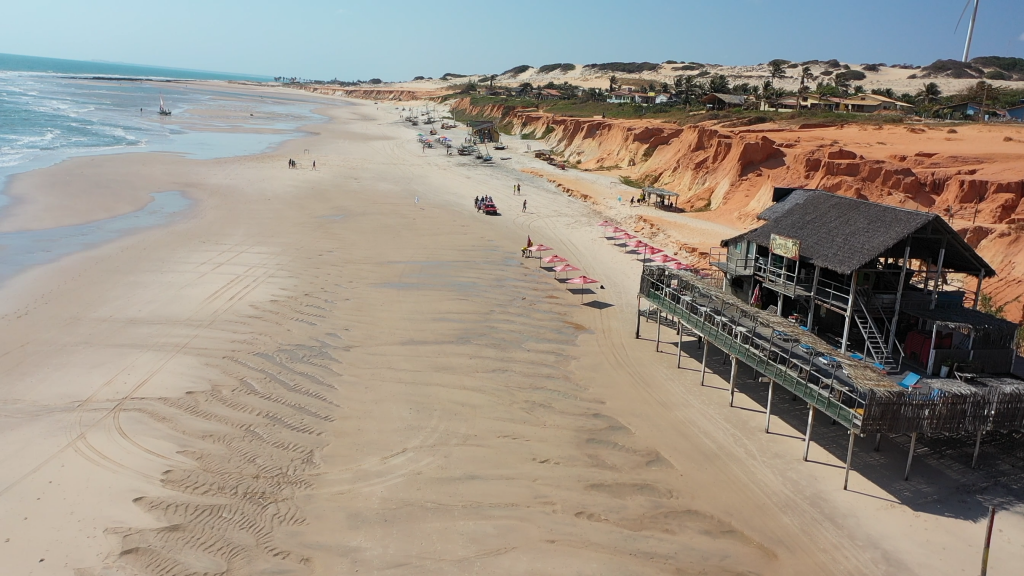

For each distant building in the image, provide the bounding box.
[607,88,637,104]
[834,94,913,113]
[534,88,563,101]
[467,120,500,143]
[1007,104,1024,122]
[932,101,983,120]
[701,93,746,110]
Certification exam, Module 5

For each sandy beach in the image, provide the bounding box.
[0,85,1022,575]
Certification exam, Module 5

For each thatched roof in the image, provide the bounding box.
[725,190,995,277]
[643,186,679,198]
[701,93,746,106]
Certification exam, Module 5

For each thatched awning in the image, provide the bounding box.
[643,187,679,198]
[904,307,1018,335]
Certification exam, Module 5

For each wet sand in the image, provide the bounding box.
[0,89,1021,575]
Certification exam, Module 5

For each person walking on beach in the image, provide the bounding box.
[522,199,527,212]
[312,160,316,170]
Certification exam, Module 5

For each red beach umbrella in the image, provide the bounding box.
[542,254,568,265]
[626,239,647,248]
[597,221,614,227]
[651,254,678,263]
[666,261,687,270]
[528,244,553,266]
[566,275,600,303]
[613,232,635,241]
[608,227,625,234]
[553,263,580,279]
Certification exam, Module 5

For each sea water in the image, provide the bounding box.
[0,53,328,281]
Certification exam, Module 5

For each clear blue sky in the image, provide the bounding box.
[3,0,1022,80]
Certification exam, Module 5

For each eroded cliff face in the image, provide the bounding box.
[451,98,1024,320]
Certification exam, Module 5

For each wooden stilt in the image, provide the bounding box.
[904,432,917,481]
[764,380,774,433]
[655,309,662,352]
[874,433,882,452]
[972,430,983,469]
[676,328,684,369]
[843,431,856,490]
[635,298,641,339]
[728,356,738,407]
[699,343,709,387]
[803,405,815,461]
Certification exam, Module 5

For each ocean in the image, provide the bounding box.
[0,53,326,282]
[0,53,322,204]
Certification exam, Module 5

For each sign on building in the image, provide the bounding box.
[770,234,801,260]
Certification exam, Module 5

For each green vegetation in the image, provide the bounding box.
[619,175,646,188]
[971,56,1024,75]
[440,72,467,80]
[984,70,1011,81]
[412,76,425,81]
[367,78,382,85]
[537,63,577,74]
[921,59,985,79]
[502,65,532,77]
[837,69,866,82]
[584,62,660,73]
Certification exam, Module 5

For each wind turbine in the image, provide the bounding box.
[956,0,980,62]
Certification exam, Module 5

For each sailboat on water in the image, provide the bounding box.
[158,96,171,116]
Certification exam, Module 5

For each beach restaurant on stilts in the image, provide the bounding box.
[638,188,1024,489]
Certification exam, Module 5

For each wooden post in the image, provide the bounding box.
[930,244,947,310]
[655,309,662,352]
[980,507,997,576]
[972,430,983,469]
[841,273,857,354]
[926,322,939,375]
[904,432,917,481]
[888,243,912,354]
[676,327,684,368]
[729,356,738,407]
[843,431,856,490]
[700,343,709,386]
[807,266,821,331]
[635,297,642,339]
[765,380,774,433]
[973,271,985,310]
[803,405,815,461]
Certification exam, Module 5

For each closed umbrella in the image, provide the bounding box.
[566,275,600,303]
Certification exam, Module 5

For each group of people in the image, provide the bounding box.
[475,196,494,211]
[629,192,648,207]
[512,183,522,195]
[287,158,316,170]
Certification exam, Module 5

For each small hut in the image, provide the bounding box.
[642,187,681,211]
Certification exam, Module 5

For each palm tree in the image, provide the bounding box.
[706,74,730,95]
[609,75,618,92]
[800,66,814,88]
[769,61,787,84]
[915,82,942,105]
[831,73,852,96]
[680,75,698,105]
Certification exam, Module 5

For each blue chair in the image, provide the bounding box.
[898,372,922,389]
[850,353,865,361]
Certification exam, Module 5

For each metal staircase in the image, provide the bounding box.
[854,288,898,372]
